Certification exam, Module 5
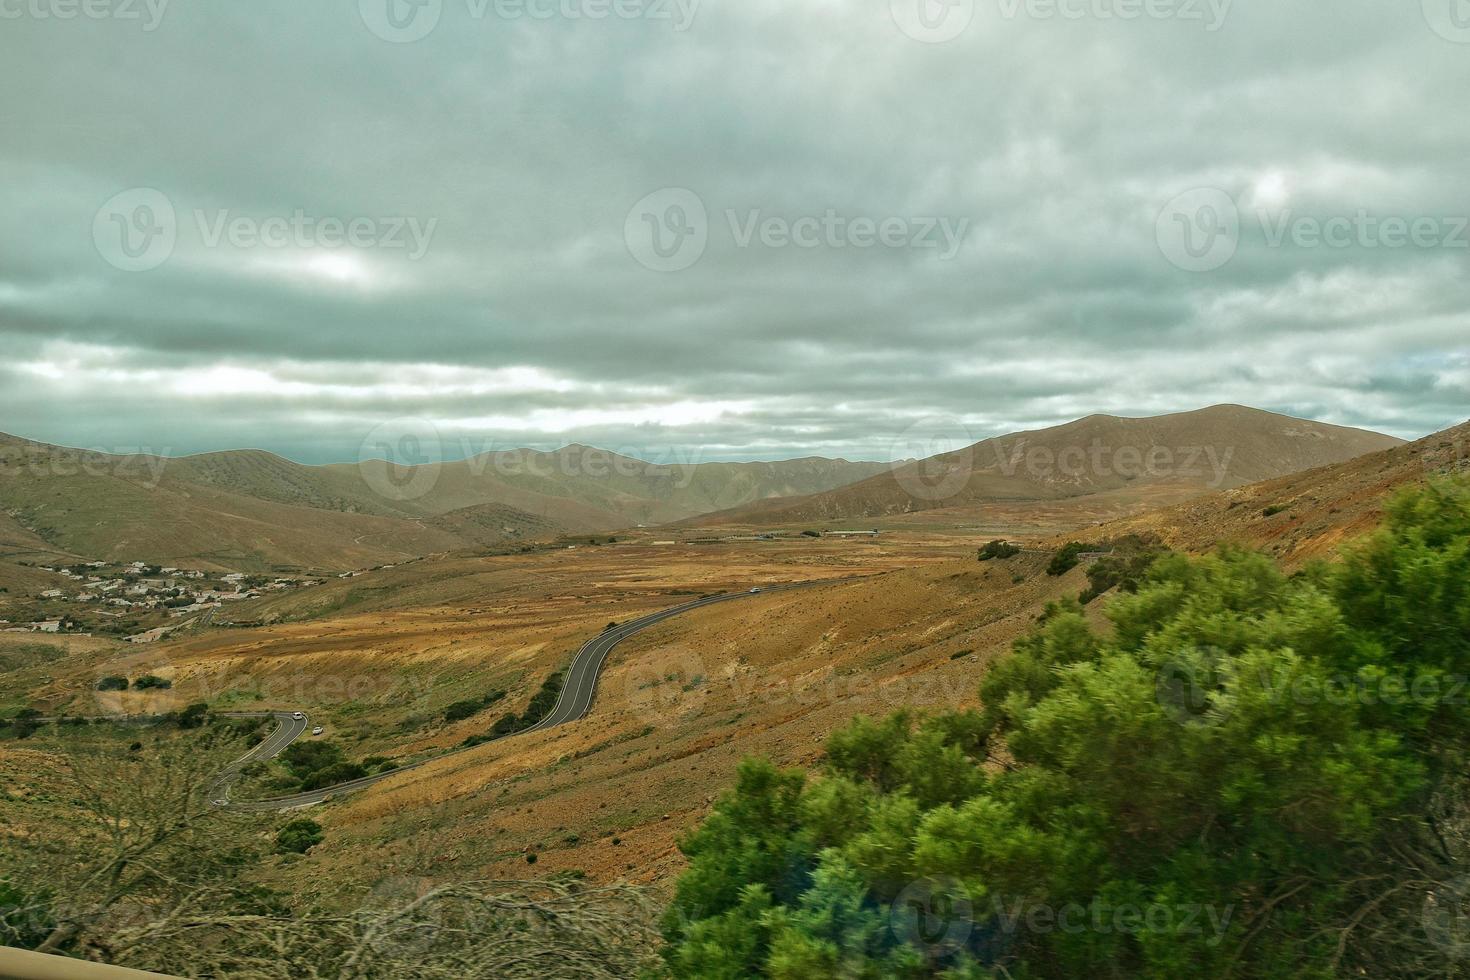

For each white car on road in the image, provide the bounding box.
[292,711,306,720]
[312,726,325,736]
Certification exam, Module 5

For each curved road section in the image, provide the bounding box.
[214,584,811,812]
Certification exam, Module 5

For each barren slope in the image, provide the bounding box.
[699,405,1402,526]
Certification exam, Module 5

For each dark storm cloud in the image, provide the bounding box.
[0,0,1466,463]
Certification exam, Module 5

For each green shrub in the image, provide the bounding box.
[1263,503,1290,517]
[977,539,1021,562]
[664,480,1470,979]
[298,762,368,792]
[0,880,53,949]
[175,702,209,729]
[131,675,172,690]
[96,676,129,692]
[274,818,324,855]
[1045,541,1090,576]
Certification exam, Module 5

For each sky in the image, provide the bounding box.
[1,0,1467,466]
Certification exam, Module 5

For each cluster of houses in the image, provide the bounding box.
[2,561,322,635]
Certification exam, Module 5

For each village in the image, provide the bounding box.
[0,561,324,641]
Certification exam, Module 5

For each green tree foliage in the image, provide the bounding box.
[0,880,53,949]
[298,761,368,791]
[444,689,507,723]
[279,740,344,781]
[666,481,1470,978]
[977,540,1021,562]
[175,701,210,729]
[1078,535,1168,604]
[1045,542,1091,576]
[274,818,324,854]
[95,676,128,692]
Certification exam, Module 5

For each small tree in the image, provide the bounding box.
[275,818,324,854]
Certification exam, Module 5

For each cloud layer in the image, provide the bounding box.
[2,0,1466,463]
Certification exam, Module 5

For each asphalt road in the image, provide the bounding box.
[212,583,815,812]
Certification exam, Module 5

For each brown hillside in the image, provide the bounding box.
[697,405,1403,526]
[1087,418,1470,565]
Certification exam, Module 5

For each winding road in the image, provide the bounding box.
[212,583,813,812]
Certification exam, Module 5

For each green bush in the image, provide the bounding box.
[1079,535,1169,603]
[279,740,343,780]
[664,480,1470,978]
[0,880,53,949]
[175,702,209,729]
[1045,541,1090,576]
[131,675,172,690]
[96,676,129,692]
[298,762,368,791]
[977,540,1021,562]
[444,690,506,723]
[274,818,324,855]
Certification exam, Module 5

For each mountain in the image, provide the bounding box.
[0,434,888,570]
[691,405,1405,526]
[1090,416,1469,565]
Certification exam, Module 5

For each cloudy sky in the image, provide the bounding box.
[2,0,1467,465]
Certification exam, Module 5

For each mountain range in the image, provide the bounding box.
[0,405,1407,570]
